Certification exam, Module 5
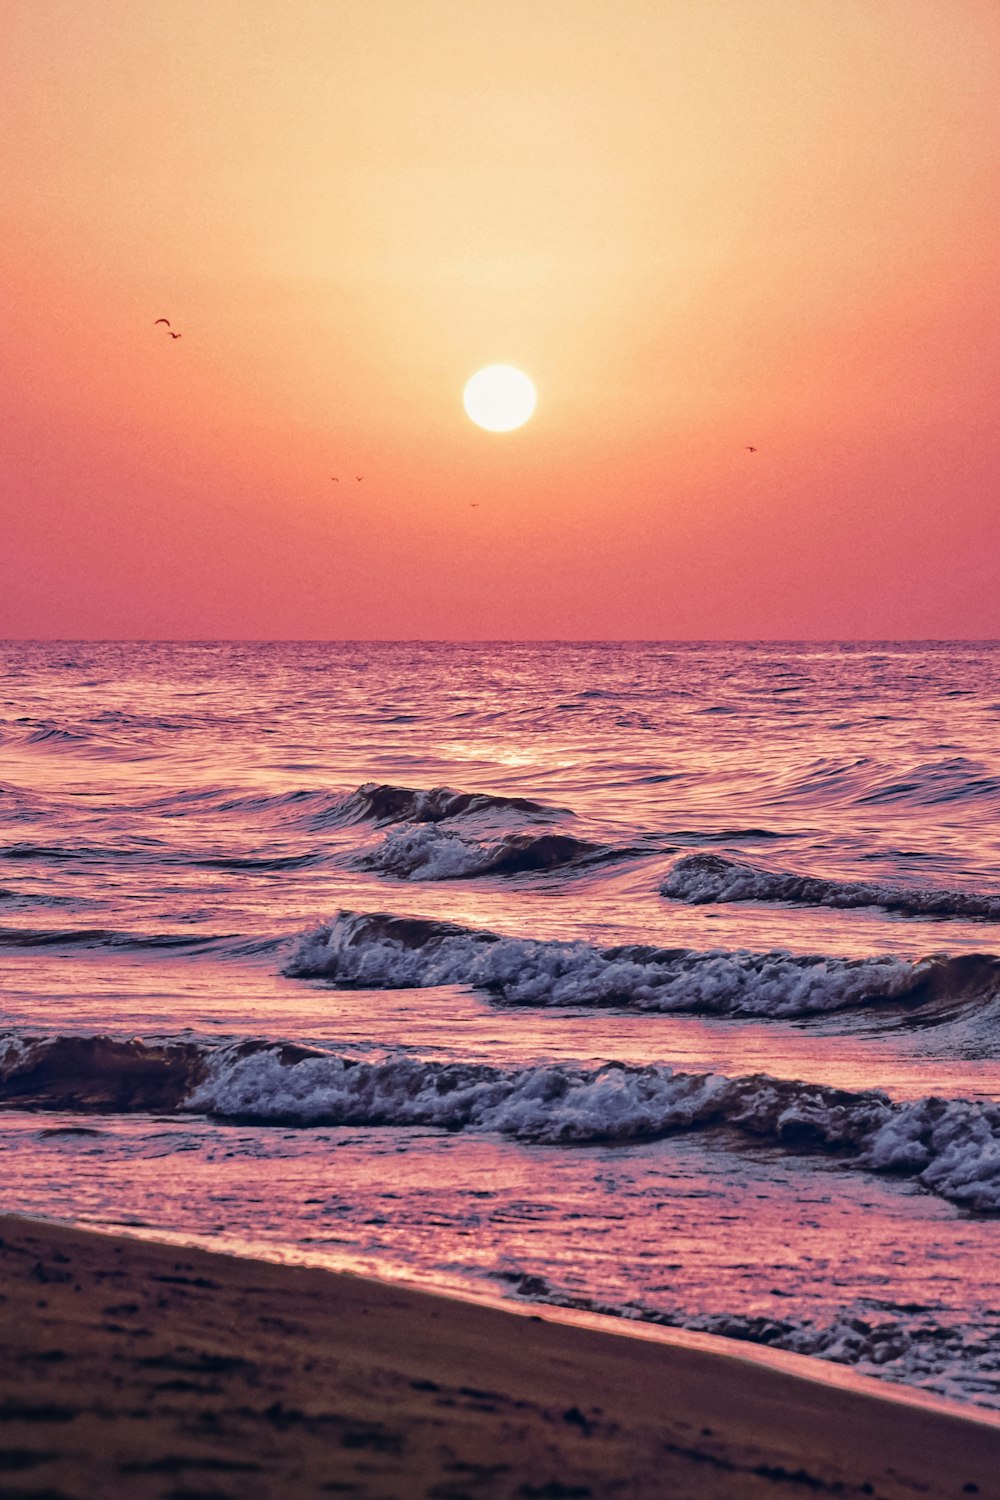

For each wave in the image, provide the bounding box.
[335,782,563,826]
[0,841,173,864]
[22,724,93,747]
[0,842,317,873]
[5,719,155,759]
[149,786,347,829]
[282,911,1000,1020]
[361,825,613,881]
[137,781,571,836]
[662,853,1000,921]
[0,842,94,861]
[172,1051,1000,1213]
[665,828,790,844]
[855,757,1000,808]
[501,1276,1000,1408]
[190,852,322,872]
[4,1034,998,1211]
[767,755,1000,813]
[0,1034,208,1110]
[0,925,280,955]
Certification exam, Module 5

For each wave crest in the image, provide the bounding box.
[281,911,981,1019]
[5,1033,999,1211]
[0,1034,208,1111]
[361,824,608,880]
[662,853,1000,921]
[336,782,561,826]
[185,1052,1000,1212]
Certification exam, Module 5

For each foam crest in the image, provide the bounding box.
[187,1049,1000,1210]
[663,852,1000,921]
[4,1033,999,1210]
[362,824,607,880]
[284,911,928,1018]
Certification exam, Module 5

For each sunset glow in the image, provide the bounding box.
[6,7,1000,1484]
[3,1,999,638]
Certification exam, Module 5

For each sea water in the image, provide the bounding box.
[1,640,998,1407]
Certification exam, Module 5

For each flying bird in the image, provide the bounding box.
[745,445,757,453]
[167,331,182,339]
[355,475,364,482]
[154,318,171,327]
[331,477,340,482]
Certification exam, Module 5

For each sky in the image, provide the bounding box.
[2,0,999,639]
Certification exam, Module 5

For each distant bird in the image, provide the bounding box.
[355,475,364,482]
[154,318,171,327]
[167,331,182,339]
[470,503,480,508]
[745,445,757,453]
[331,477,340,482]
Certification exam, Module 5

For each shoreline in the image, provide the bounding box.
[37,1212,1000,1425]
[1,1213,997,1498]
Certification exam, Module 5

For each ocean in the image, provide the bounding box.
[1,640,998,1410]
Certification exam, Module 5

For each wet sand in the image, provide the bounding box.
[0,1213,996,1499]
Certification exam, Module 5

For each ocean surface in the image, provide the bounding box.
[2,640,999,1409]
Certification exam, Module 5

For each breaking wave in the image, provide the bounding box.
[0,1034,209,1111]
[3,1034,999,1212]
[501,1275,1000,1408]
[663,853,1000,921]
[361,824,613,880]
[282,911,1000,1020]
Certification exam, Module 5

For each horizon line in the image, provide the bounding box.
[3,637,999,647]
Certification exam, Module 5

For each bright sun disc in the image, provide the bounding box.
[463,365,536,432]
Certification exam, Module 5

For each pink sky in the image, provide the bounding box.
[3,0,999,638]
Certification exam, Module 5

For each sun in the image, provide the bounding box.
[463,365,536,432]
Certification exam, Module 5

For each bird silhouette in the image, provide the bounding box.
[355,475,364,482]
[154,318,171,327]
[331,477,340,482]
[745,445,757,453]
[167,331,182,339]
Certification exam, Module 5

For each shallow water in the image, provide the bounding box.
[2,640,999,1408]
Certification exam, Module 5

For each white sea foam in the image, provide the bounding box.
[3,1024,998,1210]
[361,824,606,881]
[663,852,1000,920]
[284,910,920,1018]
[363,824,489,879]
[504,1275,1000,1408]
[184,1046,1000,1211]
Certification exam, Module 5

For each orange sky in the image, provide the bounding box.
[3,0,999,638]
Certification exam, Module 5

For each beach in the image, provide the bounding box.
[1,1212,997,1499]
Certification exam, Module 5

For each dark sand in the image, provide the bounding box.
[0,1213,997,1498]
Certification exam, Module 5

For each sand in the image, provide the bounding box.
[0,1213,996,1499]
